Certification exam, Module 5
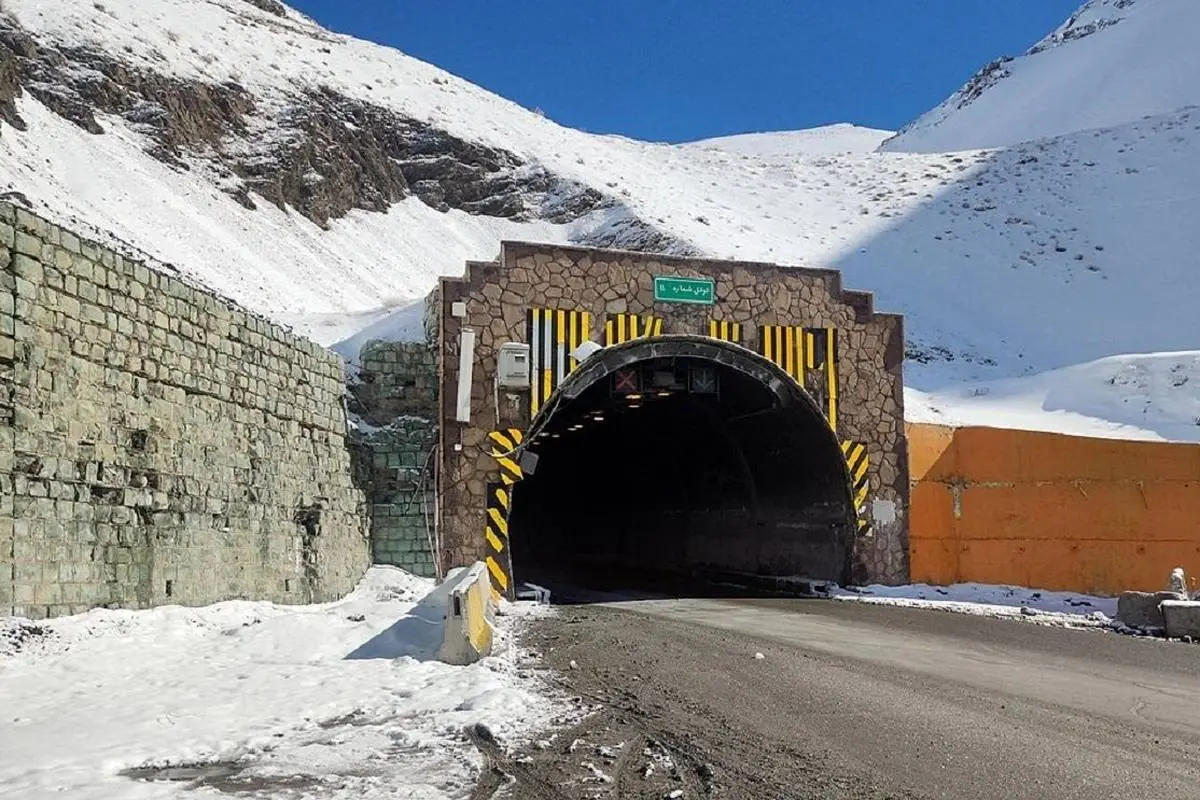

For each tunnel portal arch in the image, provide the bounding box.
[505,335,858,591]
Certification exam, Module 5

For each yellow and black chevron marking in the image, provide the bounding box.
[757,324,807,383]
[604,313,663,345]
[841,440,870,535]
[757,325,841,431]
[487,428,525,486]
[484,481,514,603]
[527,308,591,417]
[806,327,840,433]
[707,319,743,345]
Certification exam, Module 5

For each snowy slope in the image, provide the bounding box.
[908,352,1200,443]
[0,567,570,800]
[2,0,1199,442]
[683,123,894,156]
[883,0,1200,152]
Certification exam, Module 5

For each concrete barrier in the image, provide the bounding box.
[437,562,495,665]
[1115,591,1180,630]
[1161,600,1200,639]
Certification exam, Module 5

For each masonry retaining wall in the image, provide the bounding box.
[349,341,438,577]
[1,203,369,619]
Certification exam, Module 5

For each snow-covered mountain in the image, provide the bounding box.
[883,0,1200,153]
[1,0,1197,442]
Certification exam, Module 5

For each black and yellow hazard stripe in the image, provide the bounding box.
[840,440,870,536]
[487,428,525,486]
[759,324,841,432]
[707,319,743,345]
[527,308,591,417]
[604,313,663,345]
[806,327,840,432]
[485,481,514,604]
[841,440,869,510]
[757,324,806,384]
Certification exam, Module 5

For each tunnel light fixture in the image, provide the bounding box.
[627,403,641,409]
[592,415,604,422]
[625,393,643,401]
[655,391,672,398]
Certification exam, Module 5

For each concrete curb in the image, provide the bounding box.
[1160,600,1200,639]
[1115,590,1182,631]
[437,562,495,665]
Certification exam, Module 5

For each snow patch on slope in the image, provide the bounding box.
[684,124,894,156]
[908,351,1200,443]
[0,101,572,319]
[883,0,1200,152]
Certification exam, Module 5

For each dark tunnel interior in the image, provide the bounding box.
[508,352,855,596]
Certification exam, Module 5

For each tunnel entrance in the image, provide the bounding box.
[507,337,856,595]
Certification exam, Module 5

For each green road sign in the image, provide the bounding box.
[653,275,715,305]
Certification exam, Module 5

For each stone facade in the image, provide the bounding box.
[435,243,909,585]
[0,203,369,619]
[348,341,437,577]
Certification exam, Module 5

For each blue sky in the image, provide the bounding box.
[287,1,1081,143]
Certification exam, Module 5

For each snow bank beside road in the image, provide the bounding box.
[834,582,1118,628]
[0,567,567,800]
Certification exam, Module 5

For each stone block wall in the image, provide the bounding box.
[363,418,437,576]
[354,340,438,426]
[348,340,438,577]
[1,203,369,619]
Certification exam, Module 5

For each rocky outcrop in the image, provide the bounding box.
[0,18,253,156]
[1028,0,1134,55]
[234,86,612,227]
[240,0,288,17]
[0,14,687,250]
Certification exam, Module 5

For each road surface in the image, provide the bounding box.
[480,596,1200,799]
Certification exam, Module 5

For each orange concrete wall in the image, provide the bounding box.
[907,423,1200,596]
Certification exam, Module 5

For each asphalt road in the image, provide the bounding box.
[488,596,1200,800]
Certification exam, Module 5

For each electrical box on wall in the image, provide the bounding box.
[497,342,531,389]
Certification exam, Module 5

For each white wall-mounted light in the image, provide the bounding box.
[455,327,476,423]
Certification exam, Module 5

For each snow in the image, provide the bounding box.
[884,0,1200,152]
[682,123,895,156]
[3,0,1200,440]
[0,101,567,325]
[833,581,1118,628]
[329,299,429,362]
[907,351,1200,443]
[0,567,571,800]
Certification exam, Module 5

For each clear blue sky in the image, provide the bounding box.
[287,1,1081,143]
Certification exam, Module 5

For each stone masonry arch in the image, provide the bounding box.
[434,242,909,595]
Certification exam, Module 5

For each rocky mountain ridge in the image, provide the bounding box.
[0,9,684,251]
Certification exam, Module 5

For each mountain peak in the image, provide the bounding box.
[882,0,1199,153]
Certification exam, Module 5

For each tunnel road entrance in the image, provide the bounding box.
[433,242,908,597]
